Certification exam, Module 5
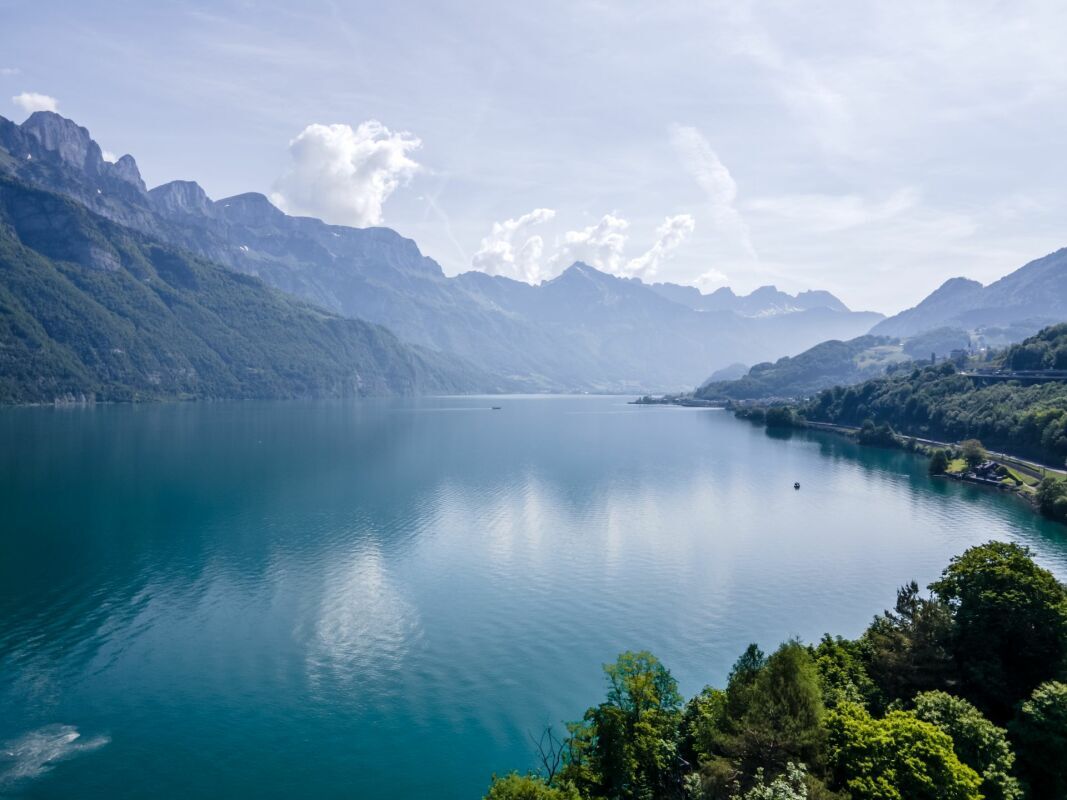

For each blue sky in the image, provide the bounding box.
[2,0,1066,312]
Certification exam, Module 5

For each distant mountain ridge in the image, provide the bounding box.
[0,111,884,392]
[645,281,850,316]
[872,248,1067,338]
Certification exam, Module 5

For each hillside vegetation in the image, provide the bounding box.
[795,325,1067,466]
[696,335,907,401]
[0,178,494,403]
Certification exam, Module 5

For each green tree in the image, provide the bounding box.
[861,582,954,706]
[725,644,767,722]
[682,687,729,764]
[912,691,1021,800]
[928,449,949,475]
[810,635,881,710]
[563,651,684,800]
[826,703,982,800]
[930,542,1067,719]
[484,773,581,800]
[734,642,826,774]
[960,439,986,468]
[1009,681,1067,800]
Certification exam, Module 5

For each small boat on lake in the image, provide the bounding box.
[794,482,801,490]
[491,406,502,410]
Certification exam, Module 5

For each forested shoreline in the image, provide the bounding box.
[485,542,1067,800]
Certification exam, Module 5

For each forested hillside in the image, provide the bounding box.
[793,326,1067,466]
[0,178,495,403]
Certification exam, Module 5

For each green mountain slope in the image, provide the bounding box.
[0,178,496,403]
[800,324,1067,465]
[695,335,908,400]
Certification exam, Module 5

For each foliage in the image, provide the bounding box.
[697,336,905,402]
[930,541,1067,720]
[928,449,950,475]
[764,407,798,429]
[960,439,987,467]
[911,691,1021,800]
[856,420,898,447]
[810,635,881,711]
[825,703,982,800]
[561,651,684,800]
[861,581,954,707]
[491,545,1067,800]
[1035,478,1067,523]
[484,773,581,800]
[1009,681,1067,800]
[799,328,1067,466]
[729,762,809,800]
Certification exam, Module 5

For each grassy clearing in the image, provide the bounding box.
[946,458,968,475]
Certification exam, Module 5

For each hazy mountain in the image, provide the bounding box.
[0,177,497,403]
[695,334,907,401]
[646,282,850,316]
[0,111,884,392]
[872,248,1067,338]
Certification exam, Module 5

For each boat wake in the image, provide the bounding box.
[0,724,109,792]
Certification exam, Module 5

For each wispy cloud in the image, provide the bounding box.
[0,67,20,77]
[271,121,421,227]
[624,214,696,280]
[11,92,57,113]
[669,124,756,262]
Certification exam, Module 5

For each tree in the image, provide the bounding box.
[928,449,949,475]
[1009,681,1067,800]
[764,407,797,428]
[682,687,729,764]
[912,691,1021,800]
[734,642,826,774]
[484,773,581,800]
[826,703,982,800]
[960,439,986,468]
[861,582,954,706]
[810,635,881,711]
[562,651,685,800]
[1036,478,1067,522]
[930,542,1067,720]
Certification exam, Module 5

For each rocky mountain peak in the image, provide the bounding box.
[149,180,214,217]
[215,192,285,226]
[110,154,145,190]
[20,111,104,173]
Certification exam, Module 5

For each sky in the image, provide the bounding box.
[2,0,1066,313]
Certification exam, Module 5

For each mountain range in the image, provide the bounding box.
[0,111,884,396]
[872,248,1067,339]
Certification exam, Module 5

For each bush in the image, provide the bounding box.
[928,449,950,475]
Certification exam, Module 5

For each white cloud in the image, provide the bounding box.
[553,214,630,273]
[471,208,556,283]
[101,150,118,163]
[624,214,696,279]
[0,67,20,77]
[11,92,57,113]
[695,268,729,292]
[669,125,756,261]
[271,120,421,227]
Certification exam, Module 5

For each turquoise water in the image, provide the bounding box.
[2,396,1066,799]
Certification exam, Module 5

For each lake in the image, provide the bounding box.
[2,396,1066,799]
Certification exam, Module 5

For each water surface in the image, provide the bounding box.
[2,396,1065,798]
